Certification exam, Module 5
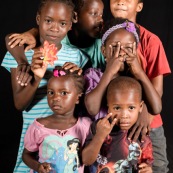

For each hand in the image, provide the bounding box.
[8,32,36,52]
[16,63,33,86]
[31,48,47,80]
[96,113,117,140]
[138,163,152,173]
[105,42,124,78]
[128,104,150,142]
[121,42,143,79]
[63,62,82,75]
[38,162,51,173]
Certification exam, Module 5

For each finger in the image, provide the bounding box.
[24,76,33,86]
[132,42,137,55]
[114,42,121,58]
[128,125,138,141]
[132,126,142,142]
[108,44,113,58]
[78,69,82,75]
[10,39,22,48]
[141,127,148,142]
[19,39,27,46]
[25,44,36,52]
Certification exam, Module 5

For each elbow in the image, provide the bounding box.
[84,98,98,117]
[14,100,26,111]
[148,103,162,115]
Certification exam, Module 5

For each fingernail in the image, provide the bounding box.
[18,81,21,84]
[40,56,44,59]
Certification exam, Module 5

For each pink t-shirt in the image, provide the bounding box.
[138,25,171,128]
[24,117,92,173]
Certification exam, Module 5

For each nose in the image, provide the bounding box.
[120,110,129,119]
[97,14,103,24]
[50,22,59,32]
[53,93,61,101]
[117,0,125,5]
[119,48,127,57]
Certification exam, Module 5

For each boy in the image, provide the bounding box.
[82,76,153,173]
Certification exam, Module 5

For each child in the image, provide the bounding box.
[84,18,161,122]
[109,0,171,172]
[22,66,91,173]
[82,76,153,173]
[1,0,88,172]
[6,0,105,86]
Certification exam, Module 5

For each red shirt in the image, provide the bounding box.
[138,25,171,128]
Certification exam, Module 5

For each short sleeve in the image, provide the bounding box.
[77,49,88,68]
[84,68,103,94]
[24,121,41,152]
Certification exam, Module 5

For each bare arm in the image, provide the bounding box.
[82,113,117,165]
[123,43,162,115]
[10,49,46,111]
[85,43,122,116]
[22,148,51,173]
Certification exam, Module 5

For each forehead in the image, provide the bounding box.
[81,0,103,11]
[107,89,141,103]
[48,76,75,88]
[106,28,136,44]
[40,2,72,16]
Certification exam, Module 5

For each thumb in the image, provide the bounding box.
[25,44,35,52]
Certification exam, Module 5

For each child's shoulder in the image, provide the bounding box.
[139,24,161,42]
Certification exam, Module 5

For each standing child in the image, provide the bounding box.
[84,18,161,122]
[5,0,105,86]
[109,0,171,172]
[82,76,153,173]
[22,66,91,173]
[1,0,88,172]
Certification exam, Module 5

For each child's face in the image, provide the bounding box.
[47,76,80,115]
[77,0,104,38]
[107,89,143,130]
[36,2,72,46]
[102,28,136,64]
[110,0,143,22]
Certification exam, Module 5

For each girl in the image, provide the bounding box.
[22,66,91,173]
[1,0,87,172]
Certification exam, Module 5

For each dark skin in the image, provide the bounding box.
[84,29,161,142]
[6,0,104,85]
[22,76,81,173]
[10,1,80,111]
[109,0,163,142]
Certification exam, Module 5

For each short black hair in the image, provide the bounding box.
[107,76,142,101]
[72,0,85,13]
[38,0,75,14]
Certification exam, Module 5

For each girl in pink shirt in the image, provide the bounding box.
[22,66,91,173]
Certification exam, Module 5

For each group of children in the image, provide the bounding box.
[1,0,171,173]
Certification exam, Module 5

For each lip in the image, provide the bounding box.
[47,35,60,40]
[52,104,62,110]
[119,122,130,127]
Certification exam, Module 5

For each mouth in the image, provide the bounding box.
[94,23,103,32]
[119,121,130,127]
[47,35,60,40]
[52,104,62,110]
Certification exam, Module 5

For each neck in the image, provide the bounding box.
[68,27,96,48]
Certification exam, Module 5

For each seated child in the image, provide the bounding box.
[22,66,92,173]
[82,76,153,173]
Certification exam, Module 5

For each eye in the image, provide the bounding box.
[61,91,68,96]
[129,106,135,110]
[61,22,67,26]
[45,19,52,24]
[47,90,54,96]
[113,106,120,110]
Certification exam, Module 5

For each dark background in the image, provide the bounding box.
[0,0,172,172]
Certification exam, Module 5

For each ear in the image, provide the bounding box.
[101,45,106,57]
[136,2,143,12]
[139,100,144,114]
[75,93,83,104]
[36,13,40,25]
[72,11,78,23]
